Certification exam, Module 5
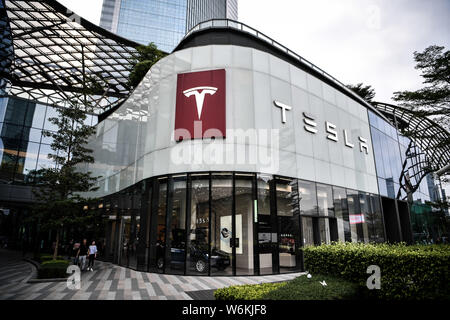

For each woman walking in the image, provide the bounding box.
[87,240,98,271]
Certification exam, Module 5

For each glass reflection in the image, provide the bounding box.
[15,141,39,182]
[0,138,19,182]
[301,217,314,246]
[358,192,370,243]
[36,144,55,170]
[235,176,254,275]
[332,186,351,242]
[316,183,334,217]
[43,106,60,132]
[257,175,273,275]
[318,218,331,244]
[187,176,210,274]
[298,180,318,216]
[276,179,301,273]
[165,176,187,275]
[211,175,233,275]
[31,104,46,128]
[155,180,167,273]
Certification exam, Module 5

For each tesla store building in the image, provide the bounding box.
[80,20,433,276]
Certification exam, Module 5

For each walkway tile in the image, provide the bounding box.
[0,249,306,300]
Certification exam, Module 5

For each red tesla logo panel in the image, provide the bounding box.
[174,69,226,141]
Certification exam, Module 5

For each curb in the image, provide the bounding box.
[23,258,68,283]
[23,257,39,269]
[22,257,39,284]
[27,277,68,283]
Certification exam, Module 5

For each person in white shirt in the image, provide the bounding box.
[87,241,98,271]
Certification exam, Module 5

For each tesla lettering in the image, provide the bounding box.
[273,100,369,154]
[274,100,292,123]
[303,112,318,134]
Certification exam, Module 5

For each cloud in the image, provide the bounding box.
[239,0,450,103]
[58,0,449,103]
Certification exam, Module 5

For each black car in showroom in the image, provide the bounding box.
[155,228,230,273]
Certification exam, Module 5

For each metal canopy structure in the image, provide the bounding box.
[373,101,450,199]
[373,102,450,171]
[0,0,140,113]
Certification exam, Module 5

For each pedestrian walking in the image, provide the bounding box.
[87,240,98,272]
[77,239,88,271]
[72,241,80,265]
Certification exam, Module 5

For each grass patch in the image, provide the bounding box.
[215,274,361,300]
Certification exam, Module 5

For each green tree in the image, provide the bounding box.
[31,100,99,260]
[128,42,167,89]
[346,83,376,103]
[393,45,449,132]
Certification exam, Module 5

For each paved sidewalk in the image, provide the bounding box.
[0,250,305,300]
[0,249,36,286]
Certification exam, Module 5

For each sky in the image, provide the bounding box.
[58,0,450,103]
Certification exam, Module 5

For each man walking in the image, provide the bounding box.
[76,239,88,271]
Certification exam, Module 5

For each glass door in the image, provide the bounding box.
[256,175,276,275]
[234,174,255,275]
[276,178,302,273]
[119,216,132,267]
[186,174,210,275]
[210,174,233,276]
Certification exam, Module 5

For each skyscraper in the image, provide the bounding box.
[99,0,238,52]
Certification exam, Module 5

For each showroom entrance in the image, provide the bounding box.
[99,171,387,276]
[139,173,304,276]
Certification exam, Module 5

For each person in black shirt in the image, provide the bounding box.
[77,239,88,271]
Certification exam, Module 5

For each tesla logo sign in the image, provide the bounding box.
[175,70,226,141]
[183,86,218,119]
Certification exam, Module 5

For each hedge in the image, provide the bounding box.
[38,260,70,279]
[39,255,64,263]
[215,282,287,300]
[214,275,361,300]
[303,243,450,300]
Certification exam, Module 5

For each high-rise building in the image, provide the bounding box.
[99,0,238,52]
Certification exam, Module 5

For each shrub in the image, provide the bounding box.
[303,243,450,300]
[214,275,360,300]
[39,255,64,263]
[215,282,287,300]
[38,260,70,279]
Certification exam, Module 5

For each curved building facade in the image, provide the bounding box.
[80,20,440,276]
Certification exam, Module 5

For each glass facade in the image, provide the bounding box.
[186,0,238,32]
[116,0,187,52]
[97,172,386,276]
[0,96,98,185]
[368,110,433,201]
[368,110,447,243]
[99,0,238,53]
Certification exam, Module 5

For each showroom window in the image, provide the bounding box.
[256,174,273,275]
[211,173,233,276]
[235,174,255,276]
[301,216,315,246]
[276,178,301,273]
[367,194,386,243]
[101,171,391,276]
[186,174,210,275]
[332,186,351,242]
[298,180,318,216]
[165,175,187,275]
